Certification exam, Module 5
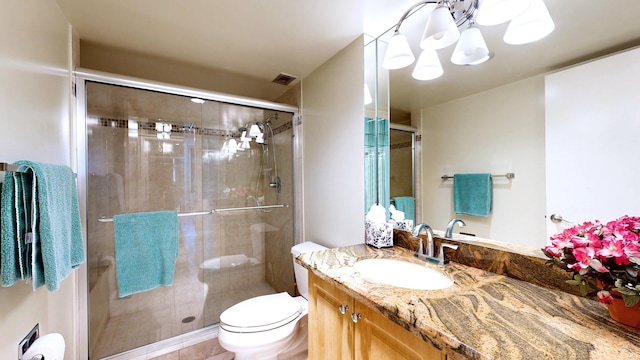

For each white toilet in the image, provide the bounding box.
[217,241,327,360]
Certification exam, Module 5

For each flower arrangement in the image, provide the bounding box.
[543,215,640,307]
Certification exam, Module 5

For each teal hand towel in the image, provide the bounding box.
[392,196,415,221]
[453,173,492,217]
[113,211,179,297]
[1,161,85,291]
[1,171,32,286]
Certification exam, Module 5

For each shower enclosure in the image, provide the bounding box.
[82,79,296,359]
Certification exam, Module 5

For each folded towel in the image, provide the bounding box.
[113,211,179,297]
[1,161,85,291]
[1,171,30,286]
[392,196,415,221]
[453,173,492,217]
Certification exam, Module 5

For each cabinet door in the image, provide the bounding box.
[354,301,446,360]
[309,272,354,360]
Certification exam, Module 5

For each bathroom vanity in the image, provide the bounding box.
[309,271,445,359]
[298,244,640,360]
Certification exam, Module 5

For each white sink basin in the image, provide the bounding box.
[351,258,453,290]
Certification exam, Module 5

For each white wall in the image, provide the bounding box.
[80,41,290,102]
[0,1,77,359]
[301,37,365,248]
[420,76,547,247]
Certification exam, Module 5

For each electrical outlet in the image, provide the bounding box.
[18,324,39,360]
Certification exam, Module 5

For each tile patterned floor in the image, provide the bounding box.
[92,280,275,359]
[149,338,233,360]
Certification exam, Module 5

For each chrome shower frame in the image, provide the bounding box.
[74,68,299,360]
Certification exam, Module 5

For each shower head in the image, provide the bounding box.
[262,113,279,125]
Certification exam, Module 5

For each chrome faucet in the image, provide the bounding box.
[433,243,459,266]
[444,218,466,239]
[412,223,434,258]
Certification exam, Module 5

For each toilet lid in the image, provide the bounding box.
[220,292,302,333]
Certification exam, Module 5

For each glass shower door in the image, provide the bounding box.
[85,81,295,359]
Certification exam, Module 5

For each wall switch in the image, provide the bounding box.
[18,323,39,360]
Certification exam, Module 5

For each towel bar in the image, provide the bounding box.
[441,172,514,180]
[1,162,77,177]
[98,204,289,222]
[0,162,20,172]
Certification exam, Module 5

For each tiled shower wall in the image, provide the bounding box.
[85,82,295,358]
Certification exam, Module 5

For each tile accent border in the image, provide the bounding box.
[95,117,292,138]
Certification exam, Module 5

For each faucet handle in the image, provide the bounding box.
[437,243,459,265]
[415,236,424,256]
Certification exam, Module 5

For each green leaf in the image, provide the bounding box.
[566,280,581,286]
[614,286,638,296]
[623,294,640,308]
[579,281,592,297]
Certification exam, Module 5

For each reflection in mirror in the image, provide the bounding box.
[364,36,390,217]
[368,0,640,253]
[389,123,416,223]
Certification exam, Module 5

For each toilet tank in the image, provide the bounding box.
[291,242,327,299]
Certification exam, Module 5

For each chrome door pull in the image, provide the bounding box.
[351,312,362,323]
[338,304,349,315]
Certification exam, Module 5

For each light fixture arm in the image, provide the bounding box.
[392,0,437,33]
[391,0,479,33]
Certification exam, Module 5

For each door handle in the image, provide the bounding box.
[338,304,349,315]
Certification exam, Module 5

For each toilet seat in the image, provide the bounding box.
[220,292,301,333]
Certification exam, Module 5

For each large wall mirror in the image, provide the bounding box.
[365,0,640,253]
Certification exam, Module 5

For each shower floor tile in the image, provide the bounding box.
[92,280,276,359]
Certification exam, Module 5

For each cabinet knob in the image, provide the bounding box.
[351,312,362,323]
[338,304,349,315]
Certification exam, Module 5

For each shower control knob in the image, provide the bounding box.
[338,304,349,315]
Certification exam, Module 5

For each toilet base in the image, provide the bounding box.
[220,319,300,360]
[218,301,308,360]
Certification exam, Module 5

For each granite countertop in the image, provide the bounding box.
[297,244,640,360]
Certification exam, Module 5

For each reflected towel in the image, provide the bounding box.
[1,161,85,291]
[453,173,492,217]
[392,197,415,221]
[113,211,179,297]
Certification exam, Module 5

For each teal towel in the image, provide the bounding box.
[453,173,492,217]
[113,211,179,297]
[392,196,415,221]
[1,171,31,286]
[1,161,85,291]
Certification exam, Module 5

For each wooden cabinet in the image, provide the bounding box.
[309,272,446,360]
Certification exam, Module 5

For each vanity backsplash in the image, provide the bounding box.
[392,229,580,297]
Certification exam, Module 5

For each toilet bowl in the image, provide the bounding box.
[217,241,327,360]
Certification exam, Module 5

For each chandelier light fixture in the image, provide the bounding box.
[382,0,555,80]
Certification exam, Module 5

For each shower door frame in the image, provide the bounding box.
[74,69,299,360]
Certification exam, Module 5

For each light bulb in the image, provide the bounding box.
[503,0,555,45]
[383,30,415,70]
[451,26,491,65]
[412,50,443,81]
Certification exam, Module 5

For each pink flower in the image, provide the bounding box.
[597,237,630,265]
[568,247,596,274]
[624,241,640,260]
[543,245,563,258]
[545,215,640,306]
[597,290,614,304]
